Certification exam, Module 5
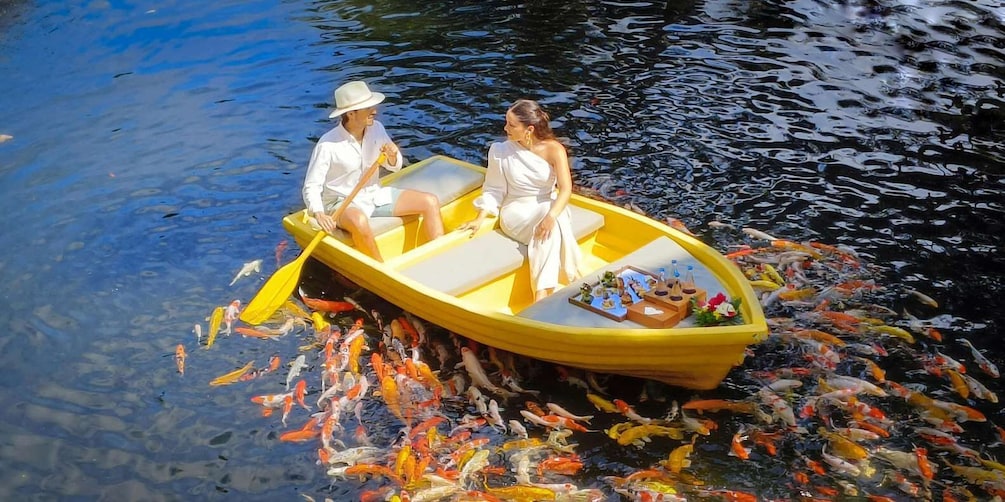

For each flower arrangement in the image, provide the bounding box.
[692,292,744,327]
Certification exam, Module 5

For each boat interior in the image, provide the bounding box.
[295,156,730,322]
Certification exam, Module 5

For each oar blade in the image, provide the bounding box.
[239,260,302,325]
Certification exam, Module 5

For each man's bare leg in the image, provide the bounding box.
[393,190,444,240]
[338,206,383,261]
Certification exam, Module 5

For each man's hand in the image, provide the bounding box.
[381,142,399,162]
[315,211,338,234]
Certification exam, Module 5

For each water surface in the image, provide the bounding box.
[1,0,1002,499]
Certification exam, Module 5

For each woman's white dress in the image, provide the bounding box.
[474,140,582,292]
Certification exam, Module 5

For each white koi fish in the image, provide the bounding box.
[467,386,489,416]
[460,347,518,398]
[229,259,262,286]
[742,227,779,241]
[546,403,594,424]
[508,419,529,439]
[961,372,998,403]
[820,447,861,477]
[286,354,307,390]
[487,399,507,432]
[958,338,999,378]
[707,220,736,231]
[757,388,796,427]
[825,375,887,397]
[904,287,938,308]
[193,324,203,344]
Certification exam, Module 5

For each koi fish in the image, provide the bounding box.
[174,344,186,375]
[904,287,938,308]
[279,417,320,442]
[546,403,593,423]
[661,438,697,473]
[729,430,751,460]
[208,360,255,386]
[958,337,999,378]
[587,393,620,413]
[229,259,262,286]
[301,295,356,314]
[275,239,288,267]
[742,227,780,241]
[779,286,817,301]
[459,347,517,398]
[613,399,653,424]
[616,424,685,447]
[234,326,282,339]
[205,306,224,348]
[707,220,736,231]
[286,354,307,390]
[681,398,758,415]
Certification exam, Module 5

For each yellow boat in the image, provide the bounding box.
[282,155,768,389]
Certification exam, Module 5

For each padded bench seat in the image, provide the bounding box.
[308,157,486,237]
[400,206,605,296]
[516,235,729,328]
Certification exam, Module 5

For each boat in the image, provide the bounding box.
[282,155,768,389]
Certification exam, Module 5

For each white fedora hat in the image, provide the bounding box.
[329,81,386,119]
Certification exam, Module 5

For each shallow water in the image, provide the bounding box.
[1,0,1003,499]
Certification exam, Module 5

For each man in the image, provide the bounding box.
[302,81,444,261]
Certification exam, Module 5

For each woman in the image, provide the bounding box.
[459,99,582,301]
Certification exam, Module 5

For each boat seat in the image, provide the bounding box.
[306,157,486,237]
[400,206,606,296]
[517,235,729,328]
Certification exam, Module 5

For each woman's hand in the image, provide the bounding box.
[315,211,338,234]
[535,214,556,242]
[458,216,484,237]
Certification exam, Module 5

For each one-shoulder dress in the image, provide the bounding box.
[473,140,582,293]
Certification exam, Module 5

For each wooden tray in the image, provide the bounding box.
[646,287,707,317]
[627,300,683,328]
[568,266,658,322]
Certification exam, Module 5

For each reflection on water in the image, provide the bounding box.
[0,0,1002,499]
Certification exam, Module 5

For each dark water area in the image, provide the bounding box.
[1,0,1003,500]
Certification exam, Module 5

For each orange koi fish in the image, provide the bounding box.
[729,430,751,460]
[234,326,282,339]
[537,454,584,476]
[279,417,319,442]
[397,316,420,347]
[344,464,404,486]
[380,374,403,420]
[301,295,356,314]
[681,399,758,415]
[294,379,310,410]
[174,344,186,375]
[208,360,254,386]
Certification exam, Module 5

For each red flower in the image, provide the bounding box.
[707,292,727,309]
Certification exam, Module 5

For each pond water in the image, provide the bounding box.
[1,0,1003,500]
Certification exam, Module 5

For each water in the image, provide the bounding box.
[1,0,1002,499]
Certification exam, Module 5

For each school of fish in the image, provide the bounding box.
[181,224,1003,501]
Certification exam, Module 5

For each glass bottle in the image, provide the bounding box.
[682,265,696,294]
[669,276,683,301]
[655,267,669,296]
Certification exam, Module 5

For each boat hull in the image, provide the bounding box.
[283,156,768,389]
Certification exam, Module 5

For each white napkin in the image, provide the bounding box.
[644,306,664,316]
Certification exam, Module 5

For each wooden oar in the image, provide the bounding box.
[240,153,386,325]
